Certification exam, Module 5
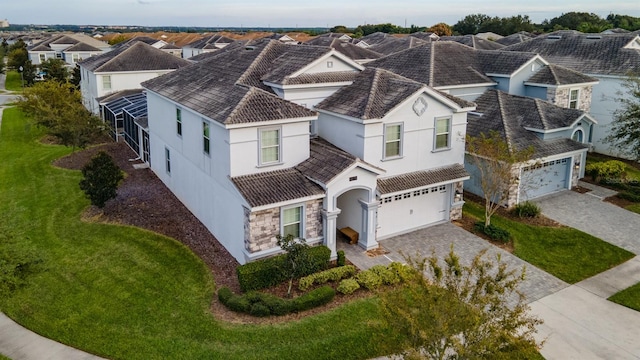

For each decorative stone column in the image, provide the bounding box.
[322,208,341,259]
[358,199,379,250]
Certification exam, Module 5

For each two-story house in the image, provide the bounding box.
[141,39,475,264]
[28,33,109,67]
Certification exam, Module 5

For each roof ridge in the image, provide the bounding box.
[94,42,135,71]
[534,98,550,130]
[363,68,383,119]
[312,138,356,161]
[547,64,560,84]
[236,40,279,87]
[495,90,514,152]
[225,86,254,124]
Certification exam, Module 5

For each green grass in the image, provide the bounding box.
[4,71,23,92]
[609,282,640,311]
[464,202,634,284]
[0,108,393,360]
[586,153,640,181]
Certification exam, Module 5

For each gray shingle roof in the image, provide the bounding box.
[377,164,469,194]
[295,138,359,185]
[502,32,640,76]
[280,71,359,85]
[526,64,598,85]
[359,32,393,46]
[316,68,425,119]
[467,89,589,157]
[440,35,505,50]
[50,35,79,45]
[303,37,382,61]
[183,34,234,49]
[64,42,101,52]
[260,45,332,84]
[477,50,538,75]
[232,169,325,208]
[495,31,536,46]
[79,41,190,72]
[29,44,52,51]
[368,36,429,55]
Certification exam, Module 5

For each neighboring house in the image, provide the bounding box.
[304,37,382,64]
[495,31,536,46]
[409,32,440,41]
[368,36,429,56]
[28,33,110,66]
[465,89,595,205]
[141,39,475,264]
[439,35,506,50]
[502,31,640,158]
[181,34,234,58]
[79,41,190,116]
[265,33,299,44]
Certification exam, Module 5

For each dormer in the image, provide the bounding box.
[524,64,599,113]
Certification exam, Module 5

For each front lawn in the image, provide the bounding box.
[609,282,640,311]
[4,70,23,92]
[463,201,634,284]
[0,108,392,359]
[586,153,640,181]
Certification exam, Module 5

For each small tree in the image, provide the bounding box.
[466,131,534,226]
[79,152,124,208]
[70,64,82,89]
[40,58,69,83]
[427,23,453,36]
[377,248,542,359]
[276,234,311,297]
[604,73,640,160]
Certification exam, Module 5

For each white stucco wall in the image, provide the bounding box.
[304,54,359,74]
[147,91,249,263]
[589,76,626,157]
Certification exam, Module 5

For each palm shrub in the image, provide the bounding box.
[79,151,124,208]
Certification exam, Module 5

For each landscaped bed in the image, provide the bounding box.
[461,197,634,284]
[585,152,640,214]
[0,108,397,359]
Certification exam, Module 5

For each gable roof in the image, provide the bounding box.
[79,41,190,72]
[377,164,469,194]
[64,42,102,52]
[183,34,234,49]
[232,169,325,208]
[440,35,505,50]
[303,37,382,61]
[495,31,536,46]
[502,31,640,76]
[467,89,589,157]
[526,64,599,86]
[28,33,109,51]
[368,36,429,55]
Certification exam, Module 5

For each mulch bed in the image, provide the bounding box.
[572,185,592,194]
[54,141,371,324]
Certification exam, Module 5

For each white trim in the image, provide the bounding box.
[258,126,282,166]
[523,81,599,88]
[251,194,325,212]
[435,82,496,90]
[281,203,305,239]
[433,116,452,151]
[377,176,470,198]
[523,114,598,134]
[383,122,403,160]
[288,49,364,78]
[263,80,355,90]
[568,88,580,109]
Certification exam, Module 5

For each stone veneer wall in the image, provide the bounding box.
[571,154,580,187]
[449,181,464,221]
[547,86,593,113]
[244,199,324,254]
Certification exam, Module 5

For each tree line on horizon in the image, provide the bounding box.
[330,12,640,37]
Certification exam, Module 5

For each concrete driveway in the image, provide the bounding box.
[535,188,640,255]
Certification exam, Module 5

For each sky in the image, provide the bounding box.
[3,0,640,28]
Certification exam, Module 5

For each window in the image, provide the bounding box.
[39,53,45,62]
[102,75,111,90]
[282,206,303,239]
[569,89,579,109]
[55,52,63,59]
[203,121,210,155]
[72,53,79,62]
[165,147,171,174]
[384,123,403,158]
[259,128,280,165]
[176,108,182,136]
[434,117,451,150]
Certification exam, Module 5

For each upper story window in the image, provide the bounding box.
[72,53,80,62]
[102,75,111,91]
[55,52,63,59]
[282,205,303,239]
[434,117,451,150]
[203,121,210,155]
[259,127,281,165]
[384,123,403,159]
[39,53,45,62]
[176,108,182,136]
[569,89,579,109]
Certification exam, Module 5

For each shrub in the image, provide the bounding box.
[217,287,233,303]
[369,265,400,285]
[474,222,510,243]
[292,286,335,311]
[513,201,541,218]
[336,250,346,267]
[79,151,124,208]
[337,279,360,295]
[225,294,251,313]
[355,269,383,290]
[249,303,271,317]
[298,265,357,291]
[236,245,331,292]
[586,160,626,181]
[618,192,640,203]
[388,262,415,282]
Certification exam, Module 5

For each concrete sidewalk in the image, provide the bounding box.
[0,313,105,360]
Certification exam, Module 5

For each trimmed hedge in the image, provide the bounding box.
[336,279,360,295]
[388,262,415,282]
[217,285,335,316]
[513,201,541,218]
[237,245,331,292]
[586,160,626,181]
[298,265,357,291]
[336,250,346,267]
[368,265,401,285]
[474,221,510,243]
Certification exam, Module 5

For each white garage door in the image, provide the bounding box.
[520,158,570,201]
[377,185,449,238]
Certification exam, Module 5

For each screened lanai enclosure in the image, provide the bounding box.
[103,92,149,163]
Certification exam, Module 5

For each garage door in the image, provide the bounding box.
[520,158,570,201]
[377,185,449,238]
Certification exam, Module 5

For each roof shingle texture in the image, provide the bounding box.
[440,35,506,50]
[232,169,324,208]
[467,89,589,157]
[79,41,190,72]
[502,32,640,76]
[295,138,360,185]
[527,64,598,85]
[304,37,382,60]
[377,164,469,194]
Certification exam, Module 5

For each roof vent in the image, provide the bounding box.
[245,46,255,51]
[586,35,602,40]
[547,35,562,40]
